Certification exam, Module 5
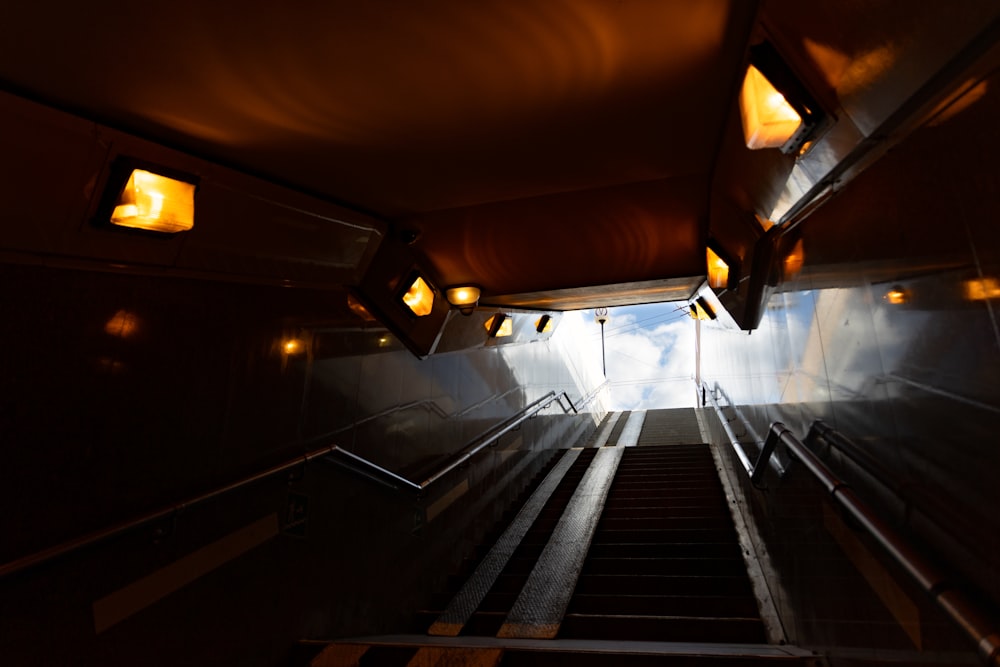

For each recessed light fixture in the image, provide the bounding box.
[400,274,435,317]
[485,313,512,337]
[102,161,198,233]
[784,239,805,278]
[964,277,1000,301]
[740,42,824,154]
[706,247,730,290]
[884,287,909,305]
[695,297,717,320]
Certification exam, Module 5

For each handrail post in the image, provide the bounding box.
[750,425,784,487]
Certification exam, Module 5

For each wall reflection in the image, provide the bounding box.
[699,66,1000,634]
[0,261,603,565]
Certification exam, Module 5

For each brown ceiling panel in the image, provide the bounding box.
[483,276,705,312]
[411,176,706,297]
[0,0,754,218]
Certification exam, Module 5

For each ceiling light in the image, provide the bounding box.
[964,277,1000,301]
[784,239,805,278]
[739,43,824,154]
[401,274,435,317]
[445,285,481,315]
[740,65,802,150]
[706,247,729,289]
[283,339,305,355]
[884,287,909,305]
[695,297,717,320]
[108,168,196,233]
[485,313,512,337]
[535,314,553,333]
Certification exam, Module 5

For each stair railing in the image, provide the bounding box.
[754,421,1000,666]
[0,442,344,580]
[0,384,604,580]
[416,389,569,488]
[702,382,787,485]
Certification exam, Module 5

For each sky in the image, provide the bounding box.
[554,302,699,411]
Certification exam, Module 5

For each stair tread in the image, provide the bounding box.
[564,612,763,622]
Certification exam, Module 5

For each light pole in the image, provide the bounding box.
[595,307,609,377]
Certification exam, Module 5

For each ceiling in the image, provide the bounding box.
[1,1,996,306]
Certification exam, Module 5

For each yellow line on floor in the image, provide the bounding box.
[92,513,278,633]
[823,504,921,648]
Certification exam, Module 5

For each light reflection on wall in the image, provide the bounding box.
[104,309,140,338]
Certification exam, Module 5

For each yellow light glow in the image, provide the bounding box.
[784,239,805,278]
[964,277,1000,301]
[347,294,376,321]
[104,309,140,338]
[755,214,775,231]
[485,314,513,337]
[884,288,908,305]
[283,339,304,355]
[402,275,435,317]
[110,169,195,233]
[445,286,481,308]
[691,302,713,321]
[740,65,802,150]
[535,315,553,333]
[707,247,729,289]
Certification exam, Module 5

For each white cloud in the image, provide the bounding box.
[556,305,698,411]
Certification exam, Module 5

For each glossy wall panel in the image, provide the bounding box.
[0,260,604,563]
[0,252,605,665]
[698,65,1000,645]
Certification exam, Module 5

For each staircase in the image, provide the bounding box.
[305,409,822,666]
[560,443,765,644]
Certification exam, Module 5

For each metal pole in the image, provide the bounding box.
[600,320,606,376]
[595,307,609,377]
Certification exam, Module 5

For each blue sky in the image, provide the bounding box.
[555,302,698,410]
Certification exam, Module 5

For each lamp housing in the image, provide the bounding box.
[485,313,512,338]
[740,42,825,155]
[399,273,435,317]
[706,246,731,290]
[445,285,481,315]
[97,158,198,234]
[695,297,717,320]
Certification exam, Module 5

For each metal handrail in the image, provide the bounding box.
[1,384,604,579]
[756,421,1000,666]
[416,383,606,489]
[0,442,343,579]
[298,398,451,449]
[702,382,786,484]
[417,390,559,488]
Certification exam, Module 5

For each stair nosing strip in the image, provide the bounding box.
[427,448,582,637]
[497,447,624,639]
